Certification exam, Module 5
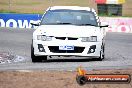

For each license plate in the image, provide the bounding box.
[59,45,74,50]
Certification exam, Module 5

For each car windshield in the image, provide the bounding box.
[41,10,98,26]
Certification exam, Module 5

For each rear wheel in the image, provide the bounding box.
[31,43,47,62]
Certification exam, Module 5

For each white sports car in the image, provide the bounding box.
[31,6,108,62]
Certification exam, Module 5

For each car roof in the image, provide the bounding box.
[48,6,96,12]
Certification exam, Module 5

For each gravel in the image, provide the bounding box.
[0,52,27,64]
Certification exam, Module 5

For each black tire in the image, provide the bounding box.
[99,44,105,61]
[31,43,47,62]
[94,45,105,61]
[76,75,87,85]
[98,52,104,61]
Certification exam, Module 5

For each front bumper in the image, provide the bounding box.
[33,40,102,57]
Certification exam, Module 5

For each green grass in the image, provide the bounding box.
[0,0,96,14]
[0,9,17,13]
[15,2,42,5]
[0,0,132,17]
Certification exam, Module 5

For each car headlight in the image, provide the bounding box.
[81,36,97,42]
[37,35,52,41]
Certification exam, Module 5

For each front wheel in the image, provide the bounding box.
[31,44,47,62]
[94,45,105,61]
[98,51,104,61]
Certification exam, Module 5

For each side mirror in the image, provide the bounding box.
[30,23,39,26]
[100,22,109,28]
[30,20,41,26]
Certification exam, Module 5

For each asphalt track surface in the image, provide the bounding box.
[0,27,132,71]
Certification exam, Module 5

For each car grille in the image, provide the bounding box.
[55,37,66,40]
[48,46,85,53]
[68,37,78,40]
[55,37,78,40]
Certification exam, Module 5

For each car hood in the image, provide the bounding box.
[34,25,101,37]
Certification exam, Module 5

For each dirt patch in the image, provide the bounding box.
[0,69,132,88]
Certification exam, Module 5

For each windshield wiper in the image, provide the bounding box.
[76,23,97,26]
[43,23,73,25]
[56,22,73,25]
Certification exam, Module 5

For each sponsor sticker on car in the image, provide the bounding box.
[59,45,74,50]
